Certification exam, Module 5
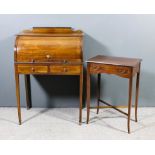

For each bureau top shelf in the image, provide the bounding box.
[17,27,84,37]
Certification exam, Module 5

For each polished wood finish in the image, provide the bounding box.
[86,55,142,133]
[90,63,132,78]
[97,74,101,114]
[24,75,32,109]
[49,65,81,75]
[16,37,82,62]
[14,67,21,125]
[127,76,133,134]
[87,55,141,67]
[17,65,48,74]
[135,64,141,122]
[86,63,91,124]
[14,27,84,124]
[79,66,83,125]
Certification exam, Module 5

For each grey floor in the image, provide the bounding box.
[0,107,155,140]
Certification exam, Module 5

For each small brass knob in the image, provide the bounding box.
[46,55,51,59]
[31,67,35,72]
[63,68,67,72]
[31,59,35,63]
[63,60,68,64]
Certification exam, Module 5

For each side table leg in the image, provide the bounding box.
[97,74,101,114]
[87,64,90,124]
[79,70,83,125]
[127,77,133,134]
[25,75,32,110]
[15,73,21,125]
[135,72,140,122]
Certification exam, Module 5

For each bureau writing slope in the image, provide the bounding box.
[14,27,84,125]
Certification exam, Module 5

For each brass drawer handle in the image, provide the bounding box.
[93,65,100,70]
[46,55,51,59]
[31,59,35,63]
[63,68,68,72]
[31,67,35,72]
[118,69,127,74]
[63,60,68,64]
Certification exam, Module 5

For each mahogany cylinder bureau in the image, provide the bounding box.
[14,27,84,125]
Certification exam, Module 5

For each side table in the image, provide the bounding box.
[86,55,142,133]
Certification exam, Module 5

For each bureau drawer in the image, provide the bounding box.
[17,65,48,74]
[50,65,81,75]
[90,63,132,78]
[16,53,82,64]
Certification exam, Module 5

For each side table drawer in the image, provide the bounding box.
[17,65,48,74]
[50,65,81,75]
[90,63,132,78]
